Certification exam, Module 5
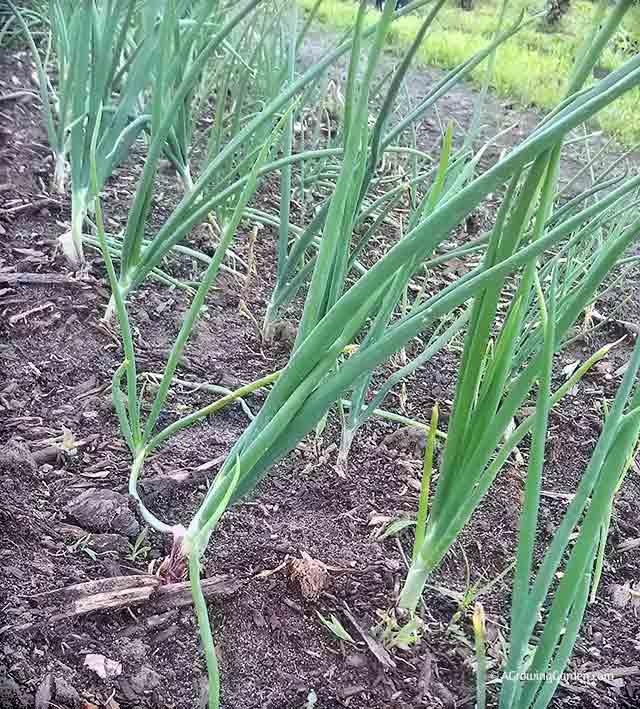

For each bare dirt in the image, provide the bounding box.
[1,28,640,709]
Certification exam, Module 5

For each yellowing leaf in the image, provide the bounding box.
[61,425,80,450]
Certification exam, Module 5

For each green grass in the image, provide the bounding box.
[297,0,640,145]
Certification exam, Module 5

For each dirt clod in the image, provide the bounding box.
[128,666,163,695]
[33,673,81,709]
[53,676,81,708]
[87,533,129,555]
[0,669,31,708]
[610,581,640,611]
[263,319,297,350]
[288,553,329,600]
[0,439,37,474]
[117,638,150,663]
[64,488,139,536]
[380,425,427,458]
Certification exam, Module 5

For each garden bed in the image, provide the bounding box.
[1,31,640,709]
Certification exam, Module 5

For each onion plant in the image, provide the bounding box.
[93,105,291,708]
[97,0,640,706]
[589,403,640,604]
[336,119,495,470]
[336,7,637,470]
[262,0,527,330]
[399,0,640,612]
[138,0,207,194]
[207,0,639,691]
[105,0,444,310]
[397,160,640,609]
[404,270,639,709]
[139,0,267,196]
[9,0,161,265]
[0,0,43,46]
[204,2,289,160]
[498,333,640,709]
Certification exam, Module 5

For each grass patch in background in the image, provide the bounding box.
[297,0,640,145]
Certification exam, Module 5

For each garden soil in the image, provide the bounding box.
[1,30,640,709]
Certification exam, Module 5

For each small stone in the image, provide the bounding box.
[84,654,122,680]
[65,489,139,536]
[152,626,178,645]
[145,610,177,630]
[116,677,138,703]
[198,675,209,709]
[339,685,365,699]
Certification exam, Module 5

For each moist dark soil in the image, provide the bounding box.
[2,28,640,709]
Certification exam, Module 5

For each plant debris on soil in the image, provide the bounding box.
[2,30,640,709]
